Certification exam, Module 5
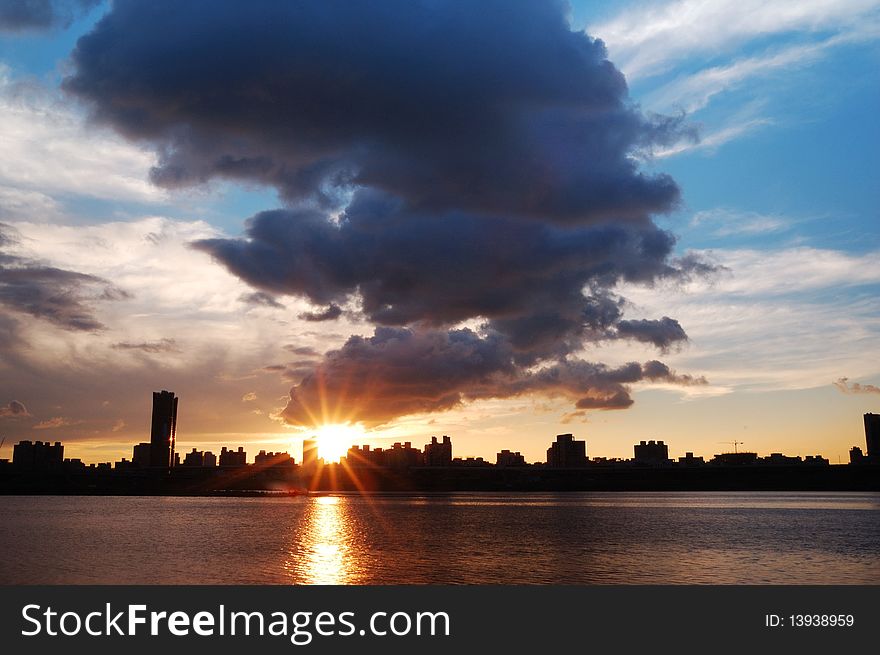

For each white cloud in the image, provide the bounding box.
[0,185,62,220]
[648,44,824,113]
[692,247,880,296]
[610,245,880,391]
[644,25,880,114]
[0,65,164,207]
[0,216,357,443]
[590,0,880,80]
[690,207,790,236]
[654,117,772,157]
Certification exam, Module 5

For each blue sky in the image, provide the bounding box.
[0,0,878,463]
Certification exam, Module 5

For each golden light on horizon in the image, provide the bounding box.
[313,423,364,463]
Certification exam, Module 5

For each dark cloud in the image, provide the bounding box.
[111,338,179,353]
[194,190,704,360]
[0,260,128,332]
[640,359,708,386]
[283,327,514,425]
[616,317,688,352]
[0,223,129,332]
[0,0,100,33]
[284,345,319,357]
[282,327,705,427]
[239,291,285,309]
[63,0,709,426]
[65,0,687,223]
[0,265,114,331]
[0,399,30,418]
[299,304,342,322]
[833,377,880,395]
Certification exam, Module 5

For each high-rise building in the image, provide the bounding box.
[546,433,588,468]
[149,390,178,468]
[423,435,452,466]
[864,413,880,459]
[302,439,319,470]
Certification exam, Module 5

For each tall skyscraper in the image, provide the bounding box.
[149,390,178,468]
[302,438,319,470]
[865,413,880,459]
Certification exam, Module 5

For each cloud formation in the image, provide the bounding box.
[111,338,179,353]
[834,377,880,395]
[616,317,688,352]
[283,326,706,427]
[0,399,30,418]
[590,0,880,80]
[0,0,99,33]
[64,0,708,426]
[194,190,704,362]
[1,223,130,331]
[298,304,343,323]
[65,0,687,223]
[33,416,82,429]
[239,291,285,309]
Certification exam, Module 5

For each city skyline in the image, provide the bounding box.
[0,1,878,469]
[6,388,879,468]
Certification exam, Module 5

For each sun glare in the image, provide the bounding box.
[314,424,363,463]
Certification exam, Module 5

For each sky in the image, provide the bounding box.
[0,0,878,466]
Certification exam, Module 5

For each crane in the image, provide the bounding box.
[718,440,744,453]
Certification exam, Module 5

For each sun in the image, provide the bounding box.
[314,424,363,463]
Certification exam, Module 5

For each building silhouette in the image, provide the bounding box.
[12,440,63,470]
[149,390,178,468]
[180,449,217,467]
[634,440,670,465]
[255,450,295,468]
[344,444,382,467]
[383,442,423,468]
[865,413,880,459]
[849,446,865,464]
[219,446,247,467]
[302,439,319,470]
[424,435,452,466]
[678,451,704,467]
[452,456,490,467]
[182,448,205,467]
[132,442,151,467]
[710,451,758,466]
[496,449,526,467]
[546,433,588,467]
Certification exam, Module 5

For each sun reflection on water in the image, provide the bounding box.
[285,496,365,584]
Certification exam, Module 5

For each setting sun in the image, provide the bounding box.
[313,424,364,463]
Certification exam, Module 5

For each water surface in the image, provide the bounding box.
[1,492,878,584]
